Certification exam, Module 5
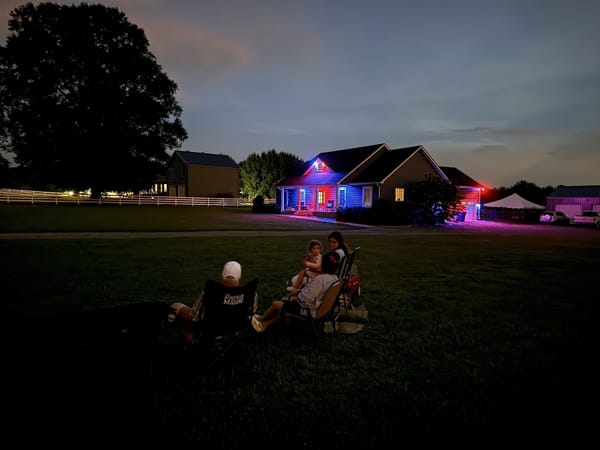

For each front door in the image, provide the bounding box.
[362,186,372,207]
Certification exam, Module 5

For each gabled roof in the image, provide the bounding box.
[547,185,600,198]
[440,166,484,188]
[307,143,386,174]
[277,143,386,187]
[172,151,239,169]
[349,146,422,183]
[276,143,454,188]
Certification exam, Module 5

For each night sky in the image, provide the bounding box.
[2,0,599,188]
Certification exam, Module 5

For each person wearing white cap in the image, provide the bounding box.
[169,260,255,342]
[221,260,242,282]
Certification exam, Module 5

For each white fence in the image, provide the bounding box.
[0,188,275,207]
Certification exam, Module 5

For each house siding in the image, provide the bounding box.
[343,185,364,208]
[546,197,599,213]
[379,152,442,200]
[188,166,240,198]
[545,186,600,215]
[166,151,241,198]
[547,198,600,217]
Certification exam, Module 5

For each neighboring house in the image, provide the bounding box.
[275,143,484,221]
[166,151,240,198]
[545,185,600,218]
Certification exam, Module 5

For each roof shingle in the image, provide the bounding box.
[174,151,239,169]
[350,146,420,183]
[440,166,484,188]
[547,185,600,197]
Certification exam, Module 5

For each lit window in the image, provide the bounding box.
[318,191,324,204]
[395,188,404,202]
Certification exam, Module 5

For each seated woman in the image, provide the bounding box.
[251,251,340,333]
[288,239,323,291]
[327,231,351,259]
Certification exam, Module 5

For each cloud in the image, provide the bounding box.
[145,22,257,83]
[134,3,324,85]
[449,127,541,138]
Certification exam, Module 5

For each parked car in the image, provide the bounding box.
[573,210,600,229]
[539,211,570,225]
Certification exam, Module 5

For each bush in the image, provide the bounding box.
[337,200,412,225]
[251,195,264,213]
[251,195,279,214]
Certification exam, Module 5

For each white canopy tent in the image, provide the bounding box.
[484,193,545,209]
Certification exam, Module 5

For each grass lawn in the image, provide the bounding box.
[2,205,599,446]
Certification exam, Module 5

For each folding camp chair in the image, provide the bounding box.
[338,246,359,279]
[152,280,259,424]
[281,278,343,338]
[337,246,361,314]
[187,278,259,367]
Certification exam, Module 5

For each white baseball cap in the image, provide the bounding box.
[222,261,242,281]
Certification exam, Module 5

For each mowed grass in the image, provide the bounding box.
[2,205,599,445]
[0,204,358,232]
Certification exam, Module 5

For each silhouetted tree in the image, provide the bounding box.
[240,149,304,199]
[0,3,187,197]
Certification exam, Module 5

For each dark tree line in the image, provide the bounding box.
[484,180,557,206]
[240,149,304,199]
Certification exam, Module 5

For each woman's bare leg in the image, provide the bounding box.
[256,300,285,329]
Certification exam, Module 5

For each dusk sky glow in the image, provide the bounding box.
[2,0,599,188]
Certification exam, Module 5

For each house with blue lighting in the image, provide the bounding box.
[275,143,485,221]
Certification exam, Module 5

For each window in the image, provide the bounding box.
[362,186,372,208]
[395,187,405,202]
[318,190,324,204]
[339,187,346,208]
[153,183,168,194]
